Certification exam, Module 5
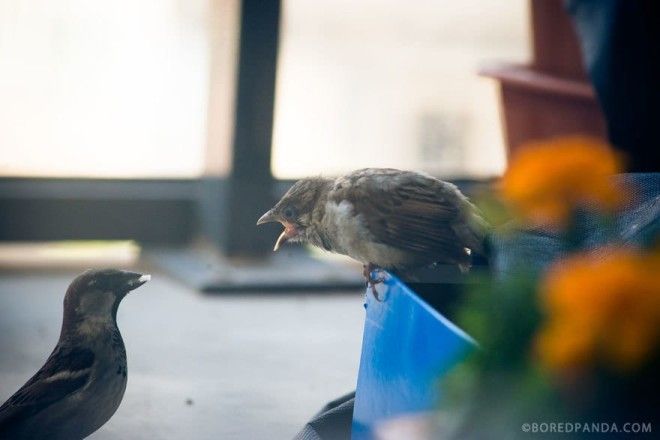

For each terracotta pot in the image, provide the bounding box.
[481,0,607,158]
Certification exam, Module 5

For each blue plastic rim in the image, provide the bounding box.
[352,271,475,440]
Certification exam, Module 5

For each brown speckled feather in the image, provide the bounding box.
[329,168,486,267]
[258,168,489,273]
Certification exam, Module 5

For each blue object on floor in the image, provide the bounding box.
[352,272,476,440]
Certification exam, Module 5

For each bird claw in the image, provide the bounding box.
[363,264,385,301]
[370,282,382,301]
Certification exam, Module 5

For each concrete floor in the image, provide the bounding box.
[0,270,365,439]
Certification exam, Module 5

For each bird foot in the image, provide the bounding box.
[363,264,385,301]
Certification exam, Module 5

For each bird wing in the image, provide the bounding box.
[331,168,485,263]
[0,346,94,430]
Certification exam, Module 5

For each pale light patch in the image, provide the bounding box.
[44,368,90,383]
[325,200,358,229]
[323,199,411,268]
[76,291,116,335]
[77,317,114,336]
[324,200,365,252]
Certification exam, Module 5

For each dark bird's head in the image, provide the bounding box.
[257,177,331,250]
[62,269,150,331]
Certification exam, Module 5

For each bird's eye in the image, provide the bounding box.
[282,206,296,219]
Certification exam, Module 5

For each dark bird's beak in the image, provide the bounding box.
[117,271,151,293]
[257,209,277,226]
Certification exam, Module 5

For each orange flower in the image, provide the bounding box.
[500,136,625,227]
[536,248,660,373]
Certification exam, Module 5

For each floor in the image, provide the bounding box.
[0,269,365,439]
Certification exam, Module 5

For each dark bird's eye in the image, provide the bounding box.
[282,206,296,219]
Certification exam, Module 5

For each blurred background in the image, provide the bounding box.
[0,0,527,179]
[0,0,614,438]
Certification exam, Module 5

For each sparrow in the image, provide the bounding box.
[257,168,489,296]
[0,269,150,440]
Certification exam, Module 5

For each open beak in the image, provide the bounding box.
[273,224,300,251]
[256,209,299,251]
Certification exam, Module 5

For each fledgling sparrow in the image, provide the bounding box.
[0,269,150,440]
[257,168,489,295]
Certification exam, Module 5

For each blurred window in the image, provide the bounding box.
[0,0,235,178]
[272,0,530,179]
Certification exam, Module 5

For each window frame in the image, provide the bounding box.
[0,0,490,257]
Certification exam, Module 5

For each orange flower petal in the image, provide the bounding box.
[500,136,626,227]
[537,248,660,374]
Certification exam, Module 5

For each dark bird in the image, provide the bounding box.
[257,168,488,294]
[0,269,150,440]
